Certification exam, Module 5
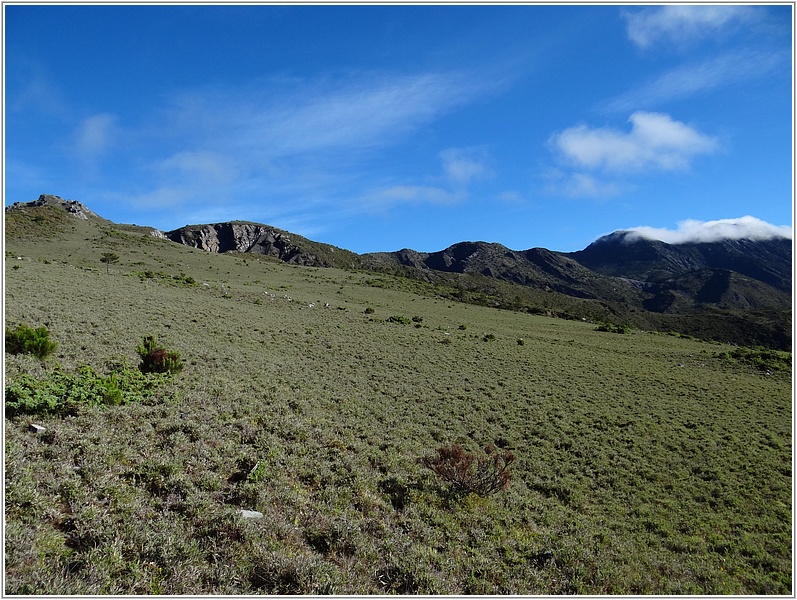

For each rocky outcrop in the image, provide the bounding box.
[165,222,338,267]
[6,194,98,220]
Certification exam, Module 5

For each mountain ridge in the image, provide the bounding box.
[5,194,792,348]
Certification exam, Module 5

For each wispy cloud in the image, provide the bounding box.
[260,73,470,155]
[621,216,792,244]
[158,71,479,161]
[74,113,118,158]
[111,69,493,229]
[603,49,787,113]
[555,172,627,199]
[361,146,492,212]
[549,111,718,173]
[7,62,70,118]
[439,147,493,187]
[156,151,238,185]
[623,5,757,49]
[365,184,460,210]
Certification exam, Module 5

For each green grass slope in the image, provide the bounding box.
[4,221,792,594]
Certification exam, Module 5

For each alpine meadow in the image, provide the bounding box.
[4,199,792,595]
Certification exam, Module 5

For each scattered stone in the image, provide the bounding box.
[28,424,46,435]
[240,509,263,520]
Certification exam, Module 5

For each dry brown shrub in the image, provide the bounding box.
[422,443,514,497]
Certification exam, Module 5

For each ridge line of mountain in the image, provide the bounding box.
[6,195,792,351]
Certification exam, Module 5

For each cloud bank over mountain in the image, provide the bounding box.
[620,216,792,244]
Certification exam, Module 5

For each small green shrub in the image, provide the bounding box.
[412,316,423,323]
[137,336,184,375]
[174,272,196,286]
[364,307,375,314]
[458,324,467,330]
[596,322,630,334]
[5,324,58,359]
[387,315,411,325]
[718,347,791,372]
[482,333,496,342]
[422,444,515,497]
[5,364,170,417]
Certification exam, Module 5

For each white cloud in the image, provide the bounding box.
[117,69,493,224]
[10,69,69,118]
[163,71,480,162]
[360,146,491,212]
[621,216,792,244]
[624,5,757,49]
[74,113,118,157]
[265,74,468,154]
[157,151,238,184]
[365,185,459,210]
[549,112,718,173]
[603,50,787,113]
[439,147,492,187]
[559,173,626,199]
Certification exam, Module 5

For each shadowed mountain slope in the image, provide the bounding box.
[566,231,792,293]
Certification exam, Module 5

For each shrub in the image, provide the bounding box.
[421,444,515,497]
[718,347,791,372]
[364,307,375,314]
[5,364,170,417]
[5,324,58,359]
[596,322,630,334]
[387,315,411,325]
[137,336,184,375]
[482,333,496,342]
[173,272,197,286]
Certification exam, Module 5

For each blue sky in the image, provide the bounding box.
[4,4,793,253]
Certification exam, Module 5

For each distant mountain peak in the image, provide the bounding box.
[597,216,792,246]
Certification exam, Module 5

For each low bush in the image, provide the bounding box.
[387,315,411,325]
[718,347,791,372]
[137,336,184,374]
[421,443,515,497]
[5,324,58,359]
[5,364,171,417]
[596,322,630,334]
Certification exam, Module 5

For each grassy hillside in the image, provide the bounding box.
[4,219,792,594]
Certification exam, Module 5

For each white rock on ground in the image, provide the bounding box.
[239,509,263,519]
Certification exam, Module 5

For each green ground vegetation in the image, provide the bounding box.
[4,220,792,594]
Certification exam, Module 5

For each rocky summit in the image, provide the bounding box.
[6,194,99,221]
